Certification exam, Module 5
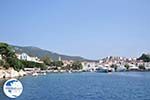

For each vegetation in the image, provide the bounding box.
[41,55,65,69]
[0,42,47,71]
[0,60,4,66]
[7,58,24,71]
[125,64,130,70]
[110,64,118,71]
[64,64,72,70]
[138,53,150,62]
[0,42,17,70]
[0,43,16,60]
[21,60,47,70]
[71,61,83,70]
[138,65,145,70]
[3,62,10,69]
[13,45,87,61]
[50,61,64,67]
[41,55,51,66]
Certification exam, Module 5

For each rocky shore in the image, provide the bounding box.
[0,67,26,79]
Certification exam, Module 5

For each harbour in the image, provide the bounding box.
[1,72,150,100]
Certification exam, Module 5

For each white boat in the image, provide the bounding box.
[32,72,38,76]
[68,70,72,73]
[43,72,46,75]
[116,65,127,72]
[96,67,108,73]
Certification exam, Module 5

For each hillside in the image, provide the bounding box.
[12,45,93,61]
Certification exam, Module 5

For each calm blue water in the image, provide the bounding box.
[0,72,150,100]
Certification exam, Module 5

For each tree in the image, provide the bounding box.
[137,53,150,62]
[21,60,47,70]
[0,42,20,70]
[110,64,118,71]
[7,58,24,71]
[71,61,83,70]
[3,62,10,69]
[53,61,63,67]
[62,64,71,70]
[139,65,145,70]
[41,55,51,66]
[125,64,130,70]
[0,42,47,71]
[0,43,16,60]
[0,60,4,66]
[66,64,71,70]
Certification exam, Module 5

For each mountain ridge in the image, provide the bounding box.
[11,45,95,62]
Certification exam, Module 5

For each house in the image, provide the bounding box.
[16,53,43,63]
[62,60,74,67]
[24,68,40,71]
[82,62,97,72]
[128,64,139,70]
[144,62,150,70]
[17,53,31,61]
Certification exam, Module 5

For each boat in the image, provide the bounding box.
[116,65,127,72]
[68,70,72,73]
[32,72,38,76]
[96,67,108,73]
[43,72,46,75]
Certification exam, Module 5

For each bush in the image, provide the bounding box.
[41,55,51,66]
[110,64,118,71]
[71,61,83,70]
[3,62,10,69]
[125,64,130,70]
[7,58,24,71]
[139,65,145,70]
[138,54,150,62]
[20,60,47,70]
[51,61,63,67]
[0,60,4,66]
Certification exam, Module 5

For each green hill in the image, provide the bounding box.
[12,45,93,61]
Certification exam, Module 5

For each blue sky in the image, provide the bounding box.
[0,0,150,60]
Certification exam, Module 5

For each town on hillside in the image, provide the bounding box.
[0,43,150,79]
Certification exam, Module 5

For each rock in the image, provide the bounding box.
[19,70,26,77]
[4,71,10,78]
[0,70,5,78]
[0,68,27,79]
[7,68,19,78]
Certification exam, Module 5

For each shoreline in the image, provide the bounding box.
[1,69,150,80]
[0,68,26,79]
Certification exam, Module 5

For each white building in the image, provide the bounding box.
[17,53,31,61]
[16,53,43,63]
[82,62,97,71]
[145,63,150,70]
[128,63,139,70]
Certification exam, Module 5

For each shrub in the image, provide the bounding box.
[0,60,4,66]
[3,62,10,69]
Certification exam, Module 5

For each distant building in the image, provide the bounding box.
[128,64,139,70]
[24,68,40,71]
[62,60,73,66]
[16,53,43,63]
[17,53,31,61]
[145,62,150,70]
[58,56,62,61]
[82,62,97,71]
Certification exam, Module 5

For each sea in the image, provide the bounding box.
[0,72,150,100]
